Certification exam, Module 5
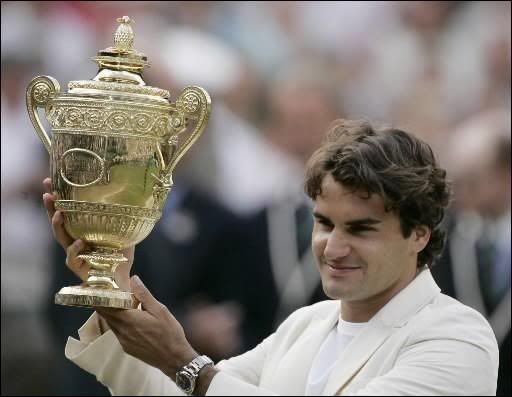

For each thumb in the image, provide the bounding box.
[130,275,162,315]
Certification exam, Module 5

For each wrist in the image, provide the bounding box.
[164,347,198,381]
[174,354,215,396]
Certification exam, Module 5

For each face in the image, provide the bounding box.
[312,174,430,306]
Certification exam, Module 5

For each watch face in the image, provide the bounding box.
[176,372,193,392]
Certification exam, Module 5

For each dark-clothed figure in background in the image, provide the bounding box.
[432,108,511,396]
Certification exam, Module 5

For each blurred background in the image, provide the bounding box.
[1,1,510,395]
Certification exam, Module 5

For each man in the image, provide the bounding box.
[43,118,498,395]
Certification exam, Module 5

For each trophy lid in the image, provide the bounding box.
[93,16,148,75]
[67,16,170,100]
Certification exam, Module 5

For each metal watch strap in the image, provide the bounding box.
[190,355,213,372]
[176,355,214,395]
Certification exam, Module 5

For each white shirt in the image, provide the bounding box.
[305,318,368,396]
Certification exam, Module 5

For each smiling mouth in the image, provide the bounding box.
[326,264,361,275]
[327,263,360,270]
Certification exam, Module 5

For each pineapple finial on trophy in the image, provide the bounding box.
[114,16,135,51]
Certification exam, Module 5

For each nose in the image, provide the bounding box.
[324,230,351,261]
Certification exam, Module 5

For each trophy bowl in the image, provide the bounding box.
[26,16,211,309]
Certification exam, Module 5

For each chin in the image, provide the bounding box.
[322,281,355,301]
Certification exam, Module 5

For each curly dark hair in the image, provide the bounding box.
[304,119,452,268]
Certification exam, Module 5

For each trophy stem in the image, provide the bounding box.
[80,248,126,289]
[55,248,138,309]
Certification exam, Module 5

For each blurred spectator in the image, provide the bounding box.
[432,108,511,396]
[480,24,511,112]
[344,2,508,158]
[146,25,274,215]
[1,4,56,391]
[241,59,345,325]
[0,56,55,397]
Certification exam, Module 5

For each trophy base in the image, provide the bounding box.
[55,286,138,309]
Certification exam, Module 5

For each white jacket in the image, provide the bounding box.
[65,268,499,395]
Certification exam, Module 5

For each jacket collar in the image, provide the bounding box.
[372,267,441,328]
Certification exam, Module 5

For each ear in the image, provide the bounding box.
[411,225,431,254]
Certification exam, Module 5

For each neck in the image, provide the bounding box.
[340,266,419,323]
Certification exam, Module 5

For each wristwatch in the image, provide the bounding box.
[175,355,214,395]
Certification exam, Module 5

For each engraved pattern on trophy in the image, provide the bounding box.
[47,102,172,138]
[170,86,211,171]
[26,16,211,309]
[33,82,52,104]
[60,148,106,188]
[26,75,61,153]
[54,200,160,248]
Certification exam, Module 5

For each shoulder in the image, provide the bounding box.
[415,293,495,335]
[405,293,499,358]
[387,294,500,395]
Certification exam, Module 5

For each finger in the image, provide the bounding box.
[52,210,74,248]
[65,239,87,267]
[130,275,166,317]
[43,193,56,224]
[43,178,52,194]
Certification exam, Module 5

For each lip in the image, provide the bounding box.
[326,264,361,277]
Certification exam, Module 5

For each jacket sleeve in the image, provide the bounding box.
[206,334,278,396]
[65,312,185,396]
[66,312,279,396]
[65,304,317,396]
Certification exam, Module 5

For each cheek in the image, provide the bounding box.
[371,238,412,275]
[353,238,397,273]
[311,230,327,258]
[352,238,380,260]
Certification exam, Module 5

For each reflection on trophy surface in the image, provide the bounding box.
[26,16,211,309]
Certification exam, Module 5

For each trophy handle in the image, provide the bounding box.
[26,75,61,154]
[168,85,211,172]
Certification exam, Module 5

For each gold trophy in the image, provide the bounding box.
[26,16,211,309]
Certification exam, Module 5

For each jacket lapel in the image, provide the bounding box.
[322,320,393,396]
[270,305,340,395]
[323,268,441,395]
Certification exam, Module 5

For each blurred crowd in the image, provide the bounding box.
[1,1,510,396]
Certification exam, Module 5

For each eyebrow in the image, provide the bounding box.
[345,218,382,227]
[313,212,381,227]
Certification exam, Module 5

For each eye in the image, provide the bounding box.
[316,218,334,230]
[347,226,374,235]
